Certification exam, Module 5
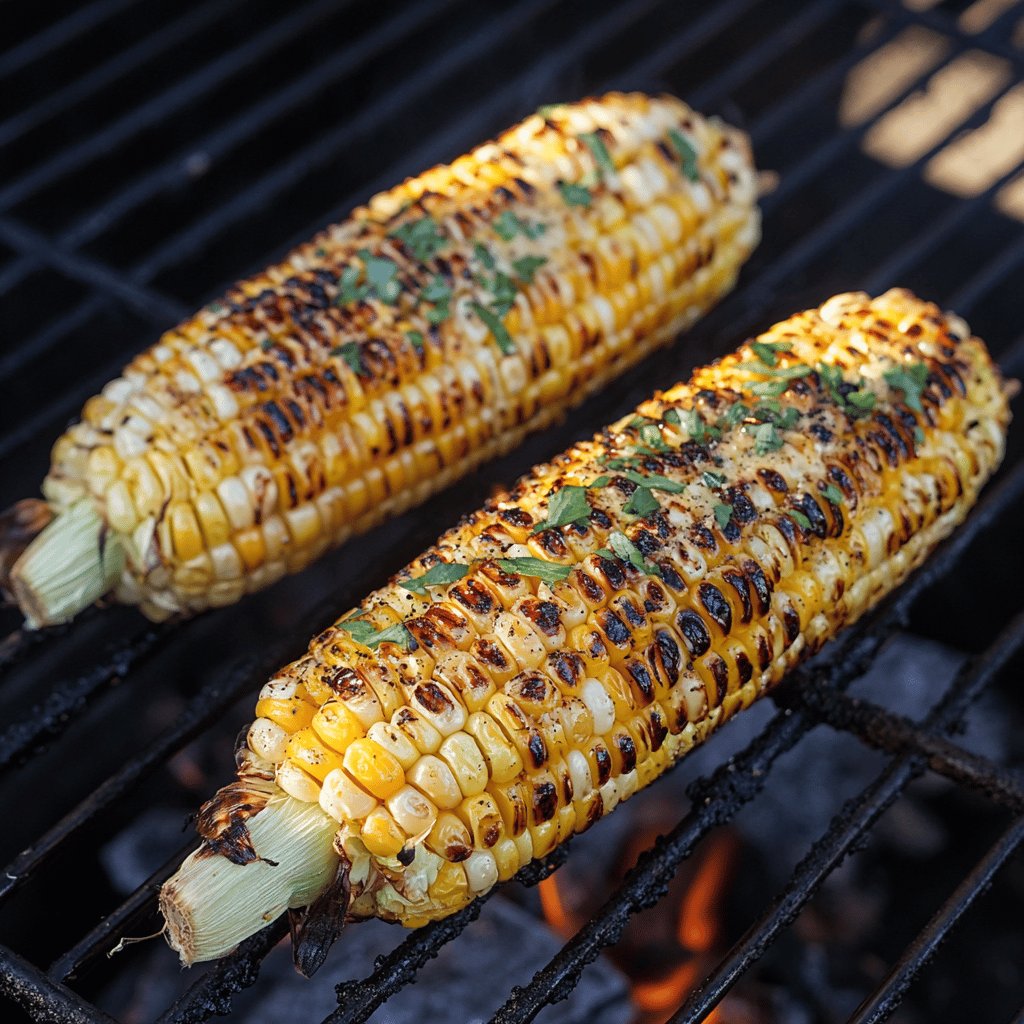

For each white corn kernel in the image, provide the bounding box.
[581,678,616,735]
[464,850,499,893]
[276,760,321,803]
[319,767,378,821]
[386,784,439,836]
[248,718,288,763]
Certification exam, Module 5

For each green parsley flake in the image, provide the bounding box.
[588,475,611,488]
[492,211,545,241]
[339,619,413,650]
[406,330,424,352]
[512,255,548,283]
[482,271,518,316]
[259,338,273,352]
[580,131,615,177]
[884,363,929,412]
[820,483,845,505]
[817,362,876,418]
[668,129,699,181]
[332,341,364,376]
[750,340,793,367]
[399,562,469,594]
[474,243,496,270]
[624,486,660,517]
[914,426,926,447]
[713,503,734,530]
[719,402,749,428]
[537,103,562,118]
[788,509,812,531]
[681,408,721,444]
[497,556,572,583]
[470,301,516,355]
[702,470,726,488]
[623,469,685,493]
[389,217,446,263]
[532,486,591,533]
[744,379,791,398]
[754,422,784,454]
[663,408,683,427]
[558,181,591,207]
[607,531,658,574]
[336,264,369,306]
[846,388,876,412]
[742,360,813,380]
[637,423,670,451]
[360,251,401,304]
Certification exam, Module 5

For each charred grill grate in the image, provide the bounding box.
[1,0,1023,1022]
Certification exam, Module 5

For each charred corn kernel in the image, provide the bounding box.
[285,728,345,782]
[247,718,288,763]
[386,785,439,837]
[360,807,406,858]
[19,93,758,628]
[427,812,473,862]
[342,739,405,800]
[464,712,523,785]
[319,767,378,822]
[458,792,504,849]
[438,733,488,797]
[407,755,462,810]
[192,290,1006,936]
[311,701,365,754]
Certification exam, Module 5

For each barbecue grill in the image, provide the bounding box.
[2,0,1023,1022]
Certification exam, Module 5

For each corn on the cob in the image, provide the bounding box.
[160,289,1010,969]
[3,92,759,628]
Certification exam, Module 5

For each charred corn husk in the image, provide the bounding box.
[161,289,1010,967]
[4,92,759,628]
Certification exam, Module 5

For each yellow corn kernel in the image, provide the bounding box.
[366,721,420,769]
[285,728,345,782]
[464,711,523,785]
[438,733,488,797]
[457,793,504,849]
[492,837,520,881]
[342,738,405,799]
[254,697,316,734]
[360,806,406,858]
[407,754,462,810]
[427,812,473,862]
[312,701,365,754]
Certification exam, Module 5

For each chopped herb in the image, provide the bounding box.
[702,470,726,488]
[482,271,518,316]
[664,408,683,427]
[588,475,611,488]
[537,103,562,118]
[751,400,800,430]
[884,363,930,412]
[637,423,670,451]
[532,485,592,533]
[718,402,749,428]
[668,129,699,181]
[580,131,615,177]
[207,301,224,314]
[754,422,784,454]
[389,217,446,263]
[846,388,877,412]
[623,469,685,493]
[624,485,660,517]
[558,181,592,207]
[751,340,793,367]
[741,360,813,380]
[713,503,733,530]
[681,408,721,444]
[360,251,402,304]
[821,483,845,505]
[497,556,573,583]
[422,275,451,305]
[788,509,812,530]
[406,330,425,352]
[744,379,791,398]
[470,301,516,355]
[259,337,273,352]
[914,426,926,448]
[331,341,364,375]
[336,264,369,305]
[817,362,876,418]
[474,243,496,270]
[340,619,413,650]
[512,255,548,283]
[492,211,545,241]
[399,562,469,594]
[608,531,658,574]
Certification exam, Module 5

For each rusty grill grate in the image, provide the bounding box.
[1,0,1023,1022]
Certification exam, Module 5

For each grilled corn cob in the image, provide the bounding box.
[161,289,1010,969]
[4,92,759,628]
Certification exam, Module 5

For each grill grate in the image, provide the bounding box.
[1,1,1023,1022]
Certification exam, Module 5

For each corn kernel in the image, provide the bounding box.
[407,754,462,810]
[360,807,406,858]
[342,738,405,799]
[438,733,488,797]
[312,701,365,753]
[320,767,378,821]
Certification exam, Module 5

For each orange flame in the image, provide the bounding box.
[538,874,573,937]
[677,832,737,953]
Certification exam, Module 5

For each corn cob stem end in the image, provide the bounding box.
[9,500,123,628]
[160,796,339,965]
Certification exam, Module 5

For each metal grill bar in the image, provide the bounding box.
[0,0,247,149]
[0,944,118,1024]
[846,815,1024,1024]
[666,609,1024,1024]
[0,0,351,210]
[787,684,1024,812]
